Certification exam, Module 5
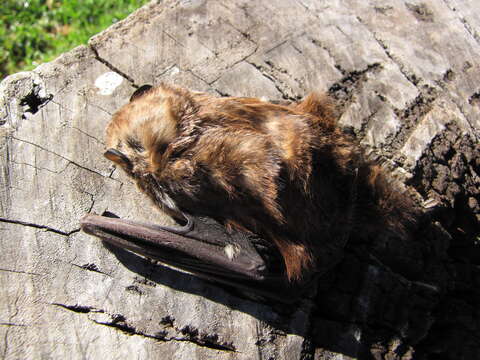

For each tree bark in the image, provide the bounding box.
[0,1,478,359]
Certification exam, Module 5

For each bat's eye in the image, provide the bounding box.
[130,84,153,102]
[104,148,132,170]
[126,137,145,152]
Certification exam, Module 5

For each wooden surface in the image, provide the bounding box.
[0,1,479,359]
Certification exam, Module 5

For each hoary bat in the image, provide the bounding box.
[81,84,419,303]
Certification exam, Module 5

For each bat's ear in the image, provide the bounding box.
[104,148,132,170]
[130,84,153,102]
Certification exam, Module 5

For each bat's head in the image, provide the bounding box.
[105,84,181,175]
[103,84,198,219]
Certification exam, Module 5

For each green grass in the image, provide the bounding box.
[0,0,149,80]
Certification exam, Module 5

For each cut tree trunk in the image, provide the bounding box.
[0,1,479,359]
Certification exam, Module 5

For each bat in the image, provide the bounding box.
[81,84,419,303]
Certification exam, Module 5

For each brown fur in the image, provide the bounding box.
[105,84,419,281]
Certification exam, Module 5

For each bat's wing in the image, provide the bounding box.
[81,213,306,303]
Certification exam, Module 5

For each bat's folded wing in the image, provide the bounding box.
[81,213,304,303]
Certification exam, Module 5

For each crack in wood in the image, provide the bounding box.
[10,160,58,174]
[0,323,27,327]
[52,303,104,314]
[356,15,422,88]
[89,45,137,86]
[53,302,236,352]
[0,217,79,237]
[327,62,382,108]
[71,263,111,277]
[442,0,480,46]
[0,268,41,276]
[11,136,118,182]
[246,61,295,100]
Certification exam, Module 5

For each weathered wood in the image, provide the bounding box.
[0,1,478,359]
